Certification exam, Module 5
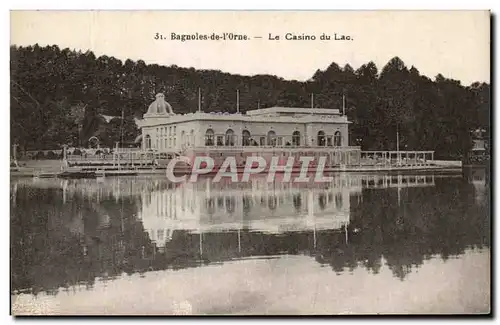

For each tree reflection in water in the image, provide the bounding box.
[10,172,490,295]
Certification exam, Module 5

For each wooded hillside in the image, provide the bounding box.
[10,44,490,159]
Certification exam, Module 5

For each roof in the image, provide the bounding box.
[100,114,119,123]
[137,110,351,128]
[246,106,341,116]
[99,114,141,127]
[146,93,174,115]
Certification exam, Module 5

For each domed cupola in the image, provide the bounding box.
[145,93,174,117]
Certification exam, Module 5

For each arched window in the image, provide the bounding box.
[145,135,152,149]
[317,131,326,147]
[334,131,342,147]
[267,130,277,146]
[292,131,301,146]
[181,130,186,147]
[205,129,214,146]
[242,130,251,146]
[225,129,235,146]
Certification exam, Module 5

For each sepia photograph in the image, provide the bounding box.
[9,10,491,315]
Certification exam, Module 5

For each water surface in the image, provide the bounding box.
[10,170,490,315]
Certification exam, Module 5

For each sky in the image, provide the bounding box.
[10,11,491,85]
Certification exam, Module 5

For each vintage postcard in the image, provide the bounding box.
[10,10,491,315]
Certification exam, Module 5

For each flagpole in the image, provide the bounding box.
[397,123,400,166]
[342,94,345,116]
[237,89,240,113]
[120,107,124,147]
[198,88,201,112]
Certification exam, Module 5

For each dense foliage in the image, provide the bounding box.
[11,44,490,159]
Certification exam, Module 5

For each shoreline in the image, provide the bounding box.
[10,163,465,178]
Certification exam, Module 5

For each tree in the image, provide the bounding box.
[10,45,490,159]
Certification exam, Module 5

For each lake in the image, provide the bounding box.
[10,170,490,315]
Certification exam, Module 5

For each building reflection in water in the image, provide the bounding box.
[466,167,489,206]
[10,172,490,295]
[138,177,355,250]
[138,174,437,250]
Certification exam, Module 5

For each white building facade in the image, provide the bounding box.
[136,93,354,153]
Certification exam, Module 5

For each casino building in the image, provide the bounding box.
[135,93,362,166]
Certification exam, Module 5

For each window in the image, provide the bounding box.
[292,131,301,146]
[317,131,326,147]
[268,195,277,210]
[293,193,302,212]
[157,229,165,242]
[327,136,333,147]
[205,129,215,146]
[318,193,326,211]
[145,135,151,149]
[334,131,342,147]
[226,197,235,213]
[242,130,251,146]
[242,196,251,214]
[217,135,224,146]
[206,198,215,214]
[335,193,343,209]
[225,129,235,146]
[190,129,194,147]
[260,137,266,146]
[181,130,186,146]
[267,130,277,146]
